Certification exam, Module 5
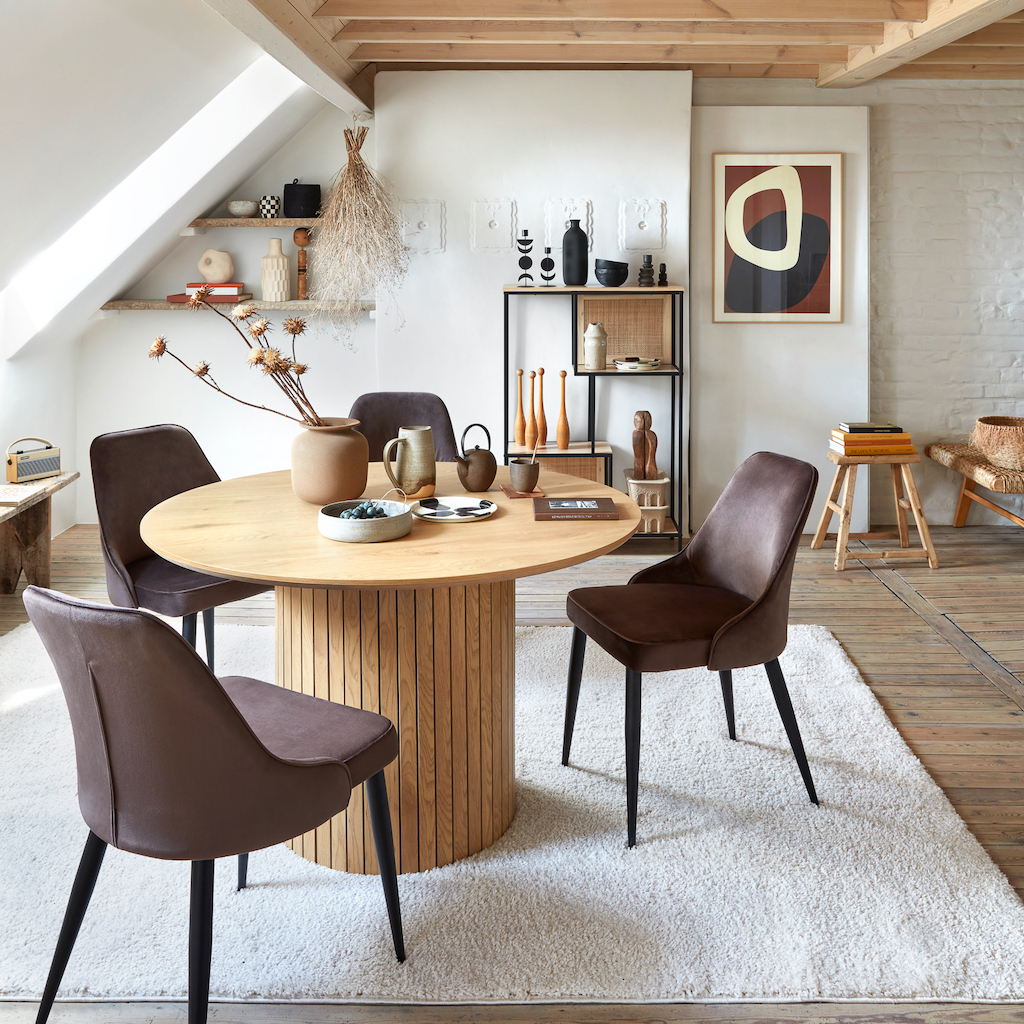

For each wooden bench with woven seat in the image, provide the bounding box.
[925,442,1024,528]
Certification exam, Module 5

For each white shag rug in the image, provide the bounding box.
[2,620,1024,1005]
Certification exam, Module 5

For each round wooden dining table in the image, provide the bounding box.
[140,462,639,875]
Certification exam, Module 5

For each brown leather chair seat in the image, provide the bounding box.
[567,583,753,673]
[126,553,261,618]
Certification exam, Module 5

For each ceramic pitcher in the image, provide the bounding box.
[382,425,436,499]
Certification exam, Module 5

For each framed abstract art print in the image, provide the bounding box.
[713,153,843,323]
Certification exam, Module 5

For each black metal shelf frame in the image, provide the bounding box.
[502,287,685,550]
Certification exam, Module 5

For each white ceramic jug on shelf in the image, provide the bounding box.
[583,322,608,371]
[261,238,290,302]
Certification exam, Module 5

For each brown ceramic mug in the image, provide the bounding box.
[509,458,540,494]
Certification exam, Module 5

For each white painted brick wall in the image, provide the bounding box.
[695,79,1024,527]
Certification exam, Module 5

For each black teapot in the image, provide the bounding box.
[455,424,497,492]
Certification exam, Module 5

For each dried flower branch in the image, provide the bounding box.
[147,298,325,426]
[310,124,408,329]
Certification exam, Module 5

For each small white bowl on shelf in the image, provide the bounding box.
[227,200,260,217]
[318,499,412,543]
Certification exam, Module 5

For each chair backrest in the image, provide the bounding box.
[686,452,817,669]
[90,424,220,606]
[23,587,351,861]
[348,392,459,462]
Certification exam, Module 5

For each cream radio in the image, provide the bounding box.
[6,437,61,483]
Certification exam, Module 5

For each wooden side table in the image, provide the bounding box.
[811,452,938,571]
[0,471,79,593]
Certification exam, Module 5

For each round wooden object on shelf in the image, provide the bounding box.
[141,463,639,875]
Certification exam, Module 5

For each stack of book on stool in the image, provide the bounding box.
[830,422,915,457]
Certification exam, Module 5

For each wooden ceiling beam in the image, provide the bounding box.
[373,61,820,76]
[881,60,1024,73]
[315,1,927,22]
[954,20,1024,40]
[914,42,1024,59]
[333,20,886,44]
[817,0,1024,87]
[351,41,847,62]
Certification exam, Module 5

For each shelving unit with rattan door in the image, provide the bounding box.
[503,285,685,549]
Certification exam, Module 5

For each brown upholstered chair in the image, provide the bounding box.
[90,424,270,672]
[24,586,404,1024]
[348,392,459,462]
[563,451,820,847]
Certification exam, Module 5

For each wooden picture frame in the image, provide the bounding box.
[713,153,843,323]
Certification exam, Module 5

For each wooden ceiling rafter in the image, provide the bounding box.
[332,20,888,45]
[314,0,928,20]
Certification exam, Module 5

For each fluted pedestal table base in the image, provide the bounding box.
[276,580,515,875]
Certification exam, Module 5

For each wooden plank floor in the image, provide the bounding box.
[4,524,1024,1024]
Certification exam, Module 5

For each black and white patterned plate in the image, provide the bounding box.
[412,496,496,522]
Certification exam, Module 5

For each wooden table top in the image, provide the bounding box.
[140,463,640,589]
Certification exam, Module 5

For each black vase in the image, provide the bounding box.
[562,219,588,286]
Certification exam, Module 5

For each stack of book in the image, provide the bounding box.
[166,283,252,303]
[830,422,915,457]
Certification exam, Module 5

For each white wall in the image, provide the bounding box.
[0,0,262,294]
[689,106,871,532]
[75,105,377,523]
[374,71,692,522]
[695,78,1024,528]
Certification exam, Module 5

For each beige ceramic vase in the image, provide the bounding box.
[382,425,436,500]
[290,418,369,505]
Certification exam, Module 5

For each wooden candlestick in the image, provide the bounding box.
[293,228,310,301]
[557,370,570,450]
[514,370,526,446]
[537,367,547,446]
[525,371,538,451]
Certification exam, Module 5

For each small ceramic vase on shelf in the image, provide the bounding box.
[259,195,281,218]
[261,238,290,302]
[562,218,588,286]
[583,322,608,372]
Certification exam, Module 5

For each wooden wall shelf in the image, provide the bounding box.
[188,217,321,228]
[100,300,374,313]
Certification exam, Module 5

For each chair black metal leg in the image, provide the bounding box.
[764,659,819,805]
[719,669,736,740]
[189,859,215,1024]
[625,668,642,848]
[237,853,249,891]
[202,607,215,671]
[182,612,198,649]
[36,832,107,1024]
[366,770,406,962]
[562,626,587,765]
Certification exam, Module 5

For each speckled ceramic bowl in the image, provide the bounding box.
[227,200,259,218]
[318,499,412,543]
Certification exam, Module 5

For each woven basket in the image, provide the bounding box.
[970,416,1024,470]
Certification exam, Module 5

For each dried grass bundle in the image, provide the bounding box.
[310,125,408,327]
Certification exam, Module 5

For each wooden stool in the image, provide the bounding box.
[811,452,938,571]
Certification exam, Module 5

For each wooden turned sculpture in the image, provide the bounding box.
[557,371,570,449]
[537,368,548,446]
[633,411,659,480]
[293,228,310,300]
[525,371,539,451]
[515,369,526,446]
